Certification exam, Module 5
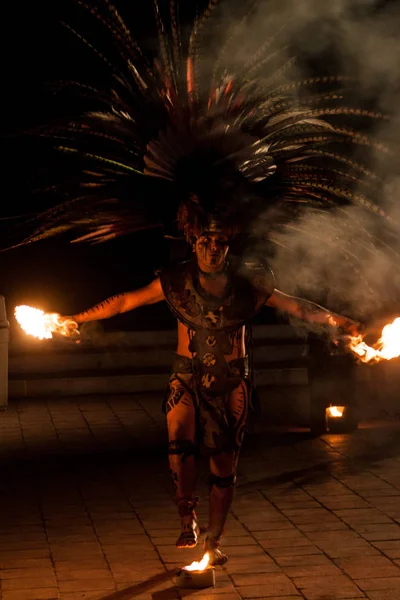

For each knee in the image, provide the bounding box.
[209,473,236,489]
[209,452,237,477]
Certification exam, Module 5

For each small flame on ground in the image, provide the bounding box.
[348,317,400,364]
[15,305,79,340]
[184,553,210,572]
[327,406,345,418]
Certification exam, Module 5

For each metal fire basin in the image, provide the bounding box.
[174,567,216,589]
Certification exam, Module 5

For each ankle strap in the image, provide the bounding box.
[205,535,221,548]
[177,496,199,516]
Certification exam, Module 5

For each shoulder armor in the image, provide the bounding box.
[160,260,274,331]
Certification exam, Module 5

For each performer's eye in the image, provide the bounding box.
[216,237,228,246]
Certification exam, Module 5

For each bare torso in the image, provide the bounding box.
[175,273,246,360]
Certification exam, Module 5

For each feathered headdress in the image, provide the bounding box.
[15,0,390,249]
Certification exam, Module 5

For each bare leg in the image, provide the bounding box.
[208,452,237,539]
[166,376,199,548]
[206,380,249,565]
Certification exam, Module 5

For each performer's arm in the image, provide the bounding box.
[266,289,360,335]
[72,278,165,324]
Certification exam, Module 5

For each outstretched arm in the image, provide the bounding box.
[71,278,165,324]
[266,289,360,335]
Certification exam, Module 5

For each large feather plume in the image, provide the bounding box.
[13,0,391,248]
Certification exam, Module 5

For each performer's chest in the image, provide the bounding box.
[161,261,273,331]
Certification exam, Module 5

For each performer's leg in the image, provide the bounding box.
[205,380,249,565]
[205,451,237,566]
[166,376,199,548]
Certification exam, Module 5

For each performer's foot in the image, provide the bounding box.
[176,498,200,549]
[204,535,228,566]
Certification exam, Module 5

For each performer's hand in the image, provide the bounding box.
[59,315,80,332]
[341,319,363,338]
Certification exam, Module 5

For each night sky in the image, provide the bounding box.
[1,0,179,331]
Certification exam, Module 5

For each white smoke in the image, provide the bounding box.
[212,0,400,323]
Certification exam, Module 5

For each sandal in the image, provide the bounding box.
[176,498,200,549]
[204,535,228,566]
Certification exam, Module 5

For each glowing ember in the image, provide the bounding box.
[184,553,210,572]
[327,406,345,418]
[348,317,400,364]
[15,305,79,340]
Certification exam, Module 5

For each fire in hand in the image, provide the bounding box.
[15,305,79,340]
[348,317,400,363]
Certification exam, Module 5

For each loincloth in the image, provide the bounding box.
[164,354,250,454]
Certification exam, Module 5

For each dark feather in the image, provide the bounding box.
[11,0,392,251]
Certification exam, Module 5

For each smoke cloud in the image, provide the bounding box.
[204,0,400,325]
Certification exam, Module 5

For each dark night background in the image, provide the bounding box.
[1,0,180,333]
[1,0,399,335]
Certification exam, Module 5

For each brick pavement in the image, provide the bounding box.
[0,394,399,600]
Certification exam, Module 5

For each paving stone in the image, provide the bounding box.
[366,591,400,600]
[275,555,333,568]
[282,564,344,578]
[179,594,241,600]
[254,529,306,540]
[266,545,322,558]
[0,557,54,570]
[249,522,295,533]
[305,530,365,542]
[2,396,400,600]
[59,592,117,599]
[50,542,105,561]
[57,578,116,593]
[1,576,57,590]
[1,590,59,600]
[54,559,110,570]
[236,573,299,597]
[256,533,311,547]
[333,556,400,580]
[0,568,56,580]
[55,568,113,581]
[322,545,382,559]
[0,548,51,561]
[291,574,365,599]
[372,540,400,559]
[219,546,269,558]
[355,576,400,591]
[224,561,281,575]
[357,524,400,541]
[297,521,349,532]
[233,597,302,600]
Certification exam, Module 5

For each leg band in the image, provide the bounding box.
[209,473,236,488]
[168,439,197,459]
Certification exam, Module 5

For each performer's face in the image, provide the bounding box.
[194,233,229,272]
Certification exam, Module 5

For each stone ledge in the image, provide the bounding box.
[8,367,310,399]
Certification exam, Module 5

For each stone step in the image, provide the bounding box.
[8,367,309,399]
[9,324,306,355]
[9,343,309,376]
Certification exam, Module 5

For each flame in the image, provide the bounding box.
[348,317,400,364]
[327,406,345,418]
[15,305,79,340]
[184,553,210,572]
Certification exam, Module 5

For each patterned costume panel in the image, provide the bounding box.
[166,373,249,455]
[160,259,275,332]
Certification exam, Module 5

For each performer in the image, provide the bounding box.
[17,0,387,568]
[63,216,359,565]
